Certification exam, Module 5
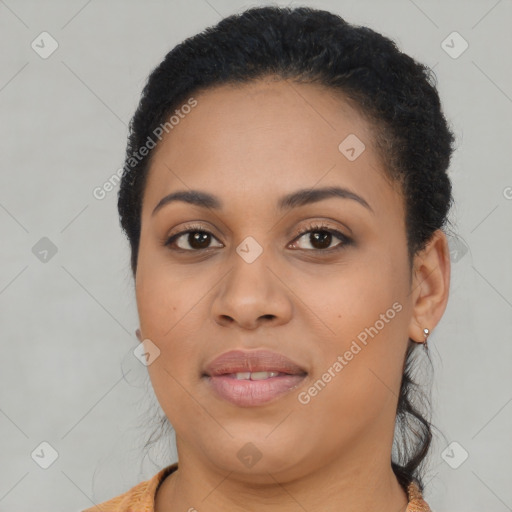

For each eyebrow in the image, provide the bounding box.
[151,186,374,216]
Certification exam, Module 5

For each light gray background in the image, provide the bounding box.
[1,0,511,510]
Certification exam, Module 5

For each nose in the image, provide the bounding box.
[211,251,293,330]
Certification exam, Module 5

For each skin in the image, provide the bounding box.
[134,77,451,512]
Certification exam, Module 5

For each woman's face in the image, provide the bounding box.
[135,78,425,481]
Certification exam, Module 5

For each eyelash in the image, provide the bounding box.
[163,222,352,253]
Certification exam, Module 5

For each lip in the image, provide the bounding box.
[203,349,308,407]
[204,349,307,376]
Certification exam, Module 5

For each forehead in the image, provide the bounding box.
[142,78,401,219]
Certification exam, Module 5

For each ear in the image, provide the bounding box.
[135,328,143,342]
[408,229,451,344]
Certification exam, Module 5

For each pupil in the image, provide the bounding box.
[190,232,210,249]
[312,231,331,249]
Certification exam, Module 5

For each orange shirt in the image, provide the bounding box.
[82,463,431,511]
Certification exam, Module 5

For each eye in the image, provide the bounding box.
[163,222,352,253]
[164,223,223,251]
[288,222,351,252]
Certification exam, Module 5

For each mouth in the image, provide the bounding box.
[202,349,308,407]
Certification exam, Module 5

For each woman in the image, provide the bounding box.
[84,5,453,511]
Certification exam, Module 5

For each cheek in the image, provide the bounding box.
[135,267,208,421]
[292,254,409,410]
[294,356,400,451]
[135,255,199,339]
[293,296,408,443]
[136,278,206,384]
[291,247,409,342]
[135,253,212,368]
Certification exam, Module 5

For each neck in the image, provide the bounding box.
[155,439,409,512]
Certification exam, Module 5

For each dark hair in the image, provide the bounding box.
[118,5,455,494]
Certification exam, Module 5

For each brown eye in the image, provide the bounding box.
[290,224,351,251]
[165,225,223,251]
[164,223,351,253]
[180,231,212,250]
[307,231,333,250]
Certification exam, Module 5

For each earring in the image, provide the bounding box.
[423,328,430,350]
[135,328,142,342]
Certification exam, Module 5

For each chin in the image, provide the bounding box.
[199,430,310,479]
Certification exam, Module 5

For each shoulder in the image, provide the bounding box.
[81,463,178,512]
[406,480,432,512]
